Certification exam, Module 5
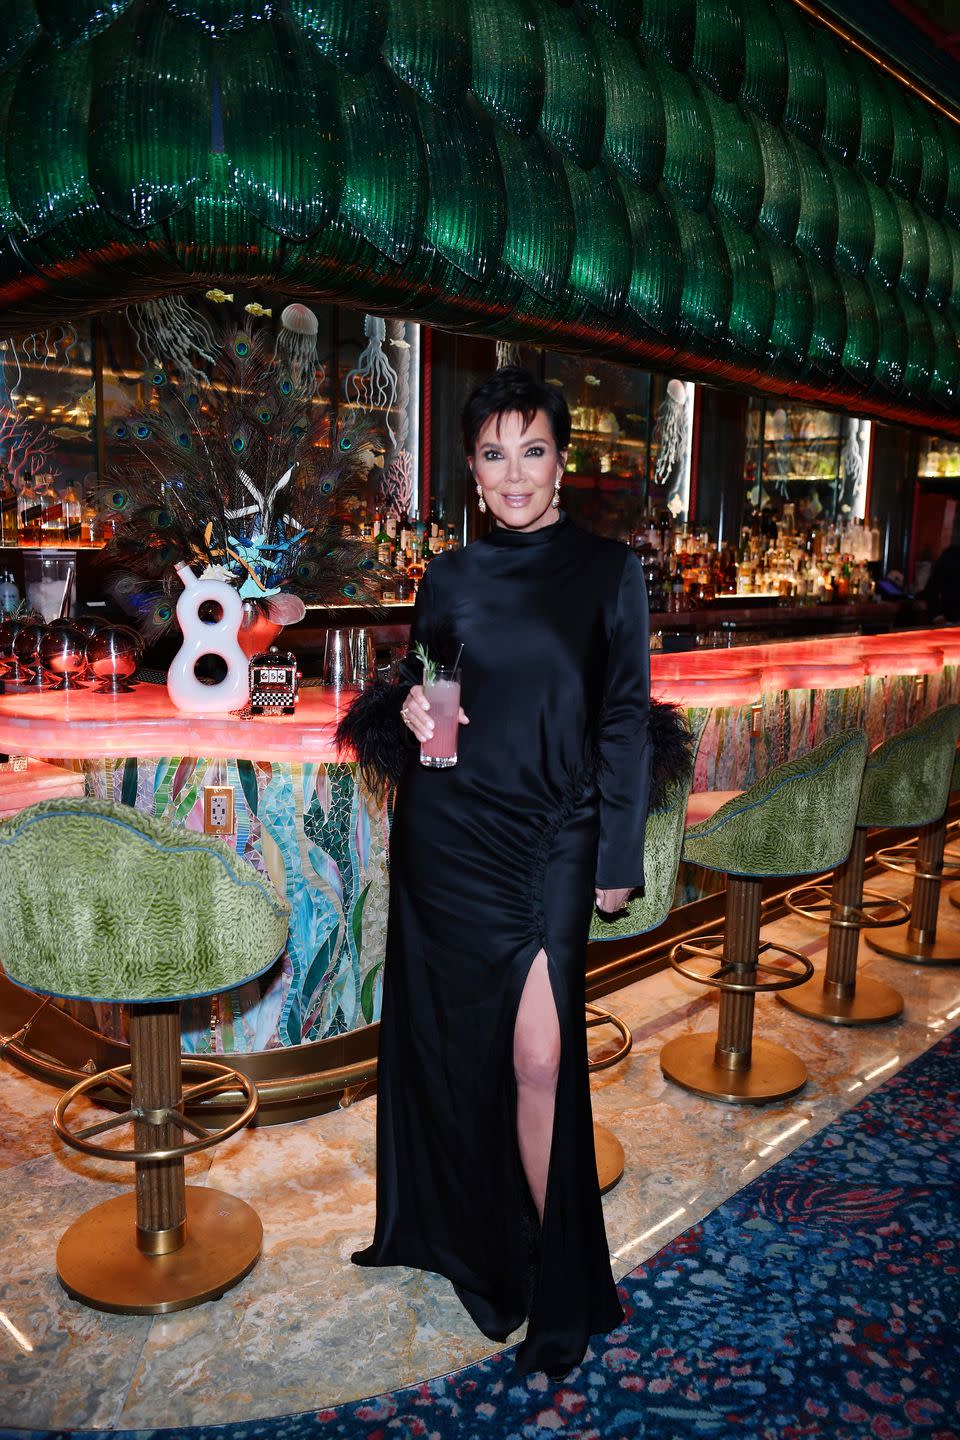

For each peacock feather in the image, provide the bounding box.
[102,320,385,639]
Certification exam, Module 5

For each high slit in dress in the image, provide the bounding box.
[351,512,651,1376]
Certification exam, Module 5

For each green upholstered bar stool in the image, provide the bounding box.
[781,707,960,1021]
[0,798,290,1314]
[862,706,960,964]
[661,729,869,1104]
[947,751,960,912]
[588,758,698,1189]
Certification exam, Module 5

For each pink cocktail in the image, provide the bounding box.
[420,668,461,769]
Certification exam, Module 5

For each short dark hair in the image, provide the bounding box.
[461,367,571,457]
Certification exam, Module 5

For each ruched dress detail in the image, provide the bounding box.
[352,514,651,1376]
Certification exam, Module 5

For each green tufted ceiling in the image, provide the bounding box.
[1,0,960,432]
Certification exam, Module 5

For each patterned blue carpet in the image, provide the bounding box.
[5,1028,958,1440]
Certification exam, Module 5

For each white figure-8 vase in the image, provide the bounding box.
[167,563,250,714]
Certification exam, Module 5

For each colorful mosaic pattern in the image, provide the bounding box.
[82,758,390,1052]
[685,662,958,795]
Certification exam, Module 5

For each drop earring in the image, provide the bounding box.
[476,484,487,514]
[552,477,561,509]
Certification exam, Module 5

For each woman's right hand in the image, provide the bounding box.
[400,684,469,741]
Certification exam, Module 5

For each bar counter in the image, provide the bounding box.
[0,627,956,1060]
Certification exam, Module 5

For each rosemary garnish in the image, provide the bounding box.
[414,641,437,686]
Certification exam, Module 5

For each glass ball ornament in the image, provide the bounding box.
[86,625,143,694]
[39,624,88,690]
[11,622,50,688]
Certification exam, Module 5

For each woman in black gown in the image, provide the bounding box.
[348,368,651,1379]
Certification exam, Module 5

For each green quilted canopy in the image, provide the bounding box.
[0,797,290,1003]
[1,1,960,432]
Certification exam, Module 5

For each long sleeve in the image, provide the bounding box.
[334,568,436,788]
[595,551,651,890]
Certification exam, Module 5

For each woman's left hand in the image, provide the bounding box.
[595,887,631,914]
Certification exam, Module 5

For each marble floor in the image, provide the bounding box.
[2,871,960,1432]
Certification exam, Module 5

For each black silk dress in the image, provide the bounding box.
[351,513,651,1376]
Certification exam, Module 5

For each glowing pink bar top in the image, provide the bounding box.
[0,684,350,763]
[759,661,866,691]
[861,648,945,677]
[0,627,953,764]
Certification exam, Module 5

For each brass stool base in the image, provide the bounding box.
[594,1121,624,1194]
[777,972,903,1026]
[864,927,960,966]
[660,1033,807,1105]
[56,1186,262,1314]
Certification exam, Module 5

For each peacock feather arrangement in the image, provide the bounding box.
[103,322,383,640]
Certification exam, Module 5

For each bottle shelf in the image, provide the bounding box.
[0,542,106,551]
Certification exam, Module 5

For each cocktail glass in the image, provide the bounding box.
[420,667,461,769]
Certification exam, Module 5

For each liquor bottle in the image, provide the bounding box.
[62,485,82,542]
[375,512,393,566]
[670,554,686,612]
[81,487,99,545]
[407,529,430,589]
[398,507,413,556]
[0,461,18,545]
[0,569,18,614]
[40,475,65,544]
[394,547,414,603]
[17,466,43,545]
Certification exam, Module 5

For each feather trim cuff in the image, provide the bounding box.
[334,679,413,790]
[648,698,695,810]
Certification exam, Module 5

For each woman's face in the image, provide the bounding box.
[469,408,567,532]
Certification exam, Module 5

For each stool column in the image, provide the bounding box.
[824,827,867,996]
[781,824,905,1024]
[867,812,960,964]
[910,818,945,945]
[129,1002,187,1254]
[714,876,762,1071]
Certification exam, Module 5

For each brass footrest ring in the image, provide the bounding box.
[784,881,911,931]
[53,1058,259,1162]
[586,1003,632,1071]
[876,840,960,881]
[669,937,815,994]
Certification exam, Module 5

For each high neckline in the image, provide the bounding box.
[482,511,570,547]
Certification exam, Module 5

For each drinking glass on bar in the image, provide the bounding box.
[420,666,461,769]
[322,629,349,688]
[349,627,377,687]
